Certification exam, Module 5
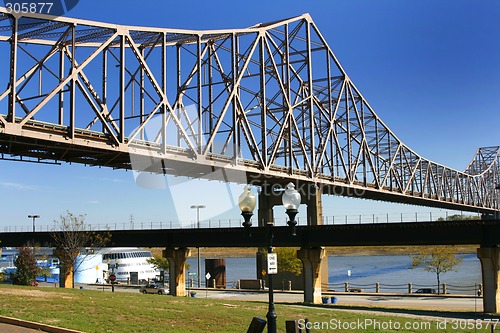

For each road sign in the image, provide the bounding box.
[205,272,211,280]
[109,274,116,282]
[267,253,278,275]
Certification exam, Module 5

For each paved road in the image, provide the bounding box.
[192,289,483,312]
[81,283,483,312]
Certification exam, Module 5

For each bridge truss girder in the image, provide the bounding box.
[0,8,498,213]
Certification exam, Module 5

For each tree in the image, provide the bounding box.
[51,211,110,288]
[411,246,463,294]
[437,214,480,221]
[146,256,191,273]
[276,248,302,276]
[146,256,170,272]
[275,247,302,290]
[13,246,40,285]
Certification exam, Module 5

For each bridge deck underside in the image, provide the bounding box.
[0,131,490,213]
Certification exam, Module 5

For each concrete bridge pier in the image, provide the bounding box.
[477,247,500,313]
[304,186,329,294]
[163,247,191,296]
[256,185,280,280]
[58,262,73,288]
[297,247,326,303]
[256,184,328,303]
[53,249,73,288]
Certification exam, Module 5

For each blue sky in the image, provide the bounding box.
[1,0,499,229]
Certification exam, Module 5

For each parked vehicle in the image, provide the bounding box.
[139,284,168,295]
[414,288,436,294]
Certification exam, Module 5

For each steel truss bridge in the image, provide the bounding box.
[0,8,498,213]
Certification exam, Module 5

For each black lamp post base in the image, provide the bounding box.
[266,308,277,333]
[286,209,298,236]
[241,211,253,236]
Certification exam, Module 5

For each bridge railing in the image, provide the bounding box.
[187,279,481,296]
[2,211,480,232]
[325,282,482,295]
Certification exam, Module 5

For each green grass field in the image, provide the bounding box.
[0,285,496,333]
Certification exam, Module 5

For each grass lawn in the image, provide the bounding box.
[0,285,496,332]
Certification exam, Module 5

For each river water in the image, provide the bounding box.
[187,253,481,294]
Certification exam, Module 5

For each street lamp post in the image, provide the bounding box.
[239,186,256,234]
[190,204,206,288]
[28,214,40,233]
[265,221,277,333]
[282,183,301,236]
[238,183,300,333]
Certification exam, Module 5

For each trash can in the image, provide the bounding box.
[321,297,330,304]
[331,296,337,304]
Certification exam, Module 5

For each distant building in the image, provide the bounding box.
[0,247,18,279]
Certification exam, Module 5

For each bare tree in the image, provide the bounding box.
[51,211,110,288]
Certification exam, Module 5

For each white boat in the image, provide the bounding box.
[74,247,158,284]
[2,247,158,285]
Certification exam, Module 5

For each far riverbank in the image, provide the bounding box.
[151,245,478,258]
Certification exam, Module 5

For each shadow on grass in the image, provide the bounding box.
[283,302,499,320]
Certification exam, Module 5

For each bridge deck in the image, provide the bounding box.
[2,220,499,248]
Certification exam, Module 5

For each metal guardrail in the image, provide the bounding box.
[2,211,481,232]
[325,282,482,295]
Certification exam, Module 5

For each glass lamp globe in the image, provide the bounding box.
[238,186,256,213]
[282,182,301,210]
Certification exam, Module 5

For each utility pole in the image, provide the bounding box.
[190,204,205,287]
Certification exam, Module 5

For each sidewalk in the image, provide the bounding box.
[0,323,41,333]
[0,316,84,333]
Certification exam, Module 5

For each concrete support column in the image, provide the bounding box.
[297,247,326,304]
[477,247,500,313]
[304,186,328,291]
[58,262,73,288]
[163,247,191,297]
[53,249,73,288]
[256,249,265,281]
[256,186,279,280]
[305,185,323,226]
[257,184,279,227]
